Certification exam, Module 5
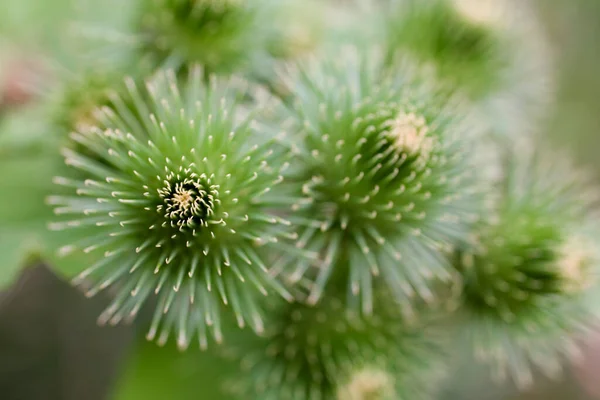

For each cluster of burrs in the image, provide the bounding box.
[43,0,599,398]
[50,51,470,398]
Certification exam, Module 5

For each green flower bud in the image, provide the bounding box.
[49,68,298,349]
[455,139,600,387]
[134,0,292,76]
[45,55,152,166]
[383,0,503,98]
[376,0,554,135]
[275,48,485,313]
[223,285,446,400]
[52,70,125,134]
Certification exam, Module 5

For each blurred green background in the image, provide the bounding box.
[1,0,600,399]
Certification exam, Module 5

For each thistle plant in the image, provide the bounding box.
[274,49,484,313]
[454,139,600,387]
[223,284,446,400]
[49,67,298,349]
[4,0,598,398]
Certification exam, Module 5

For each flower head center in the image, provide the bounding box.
[387,111,433,160]
[172,187,195,212]
[157,168,220,231]
[452,0,504,28]
[337,368,394,400]
[558,235,597,293]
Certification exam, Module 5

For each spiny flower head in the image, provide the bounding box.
[275,49,485,313]
[223,285,446,400]
[376,0,554,135]
[45,58,153,167]
[380,0,506,99]
[135,0,285,76]
[52,70,124,134]
[454,139,600,387]
[49,68,297,350]
[264,0,328,61]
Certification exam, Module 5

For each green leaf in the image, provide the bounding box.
[0,151,57,287]
[0,140,98,287]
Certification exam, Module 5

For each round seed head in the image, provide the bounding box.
[380,0,505,98]
[275,48,487,313]
[455,138,600,387]
[52,71,119,134]
[376,0,554,136]
[222,287,446,400]
[50,67,296,349]
[135,0,292,76]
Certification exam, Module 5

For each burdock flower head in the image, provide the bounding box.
[379,0,505,98]
[223,285,446,400]
[49,67,297,349]
[43,51,153,164]
[455,138,600,387]
[376,0,554,135]
[135,0,285,76]
[52,70,124,134]
[275,48,485,314]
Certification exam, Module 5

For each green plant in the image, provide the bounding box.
[1,0,597,399]
[272,49,483,314]
[454,139,600,387]
[223,285,447,400]
[132,0,319,79]
[376,0,554,136]
[49,68,297,349]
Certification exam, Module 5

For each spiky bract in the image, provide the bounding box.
[52,70,126,134]
[455,140,600,387]
[223,287,446,400]
[46,60,154,168]
[135,0,284,76]
[49,68,297,349]
[276,49,483,313]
